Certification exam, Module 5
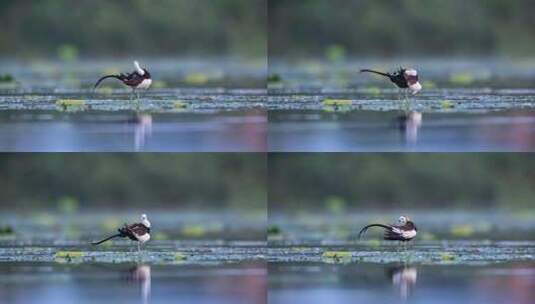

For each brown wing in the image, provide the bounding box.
[384,224,403,240]
[127,223,149,236]
[123,71,145,86]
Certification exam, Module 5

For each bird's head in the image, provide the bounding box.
[141,213,151,228]
[397,216,410,225]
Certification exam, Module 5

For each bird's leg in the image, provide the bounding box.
[402,90,411,111]
[138,242,141,253]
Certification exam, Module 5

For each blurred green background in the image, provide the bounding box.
[0,0,266,59]
[269,0,535,59]
[269,154,535,212]
[0,154,266,212]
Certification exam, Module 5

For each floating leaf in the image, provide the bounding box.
[322,99,352,106]
[322,251,352,264]
[55,251,84,263]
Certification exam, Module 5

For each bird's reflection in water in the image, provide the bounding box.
[125,264,151,304]
[396,111,423,144]
[387,265,418,301]
[132,113,152,151]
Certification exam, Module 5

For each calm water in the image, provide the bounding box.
[269,262,535,304]
[269,110,535,151]
[0,262,266,304]
[0,110,266,152]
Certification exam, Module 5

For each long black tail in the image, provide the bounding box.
[91,233,122,245]
[360,69,392,78]
[358,224,392,239]
[94,75,122,89]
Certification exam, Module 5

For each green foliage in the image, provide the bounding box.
[57,44,79,62]
[57,196,79,214]
[325,45,346,63]
[269,154,535,211]
[267,225,281,235]
[0,0,266,58]
[267,74,282,83]
[0,154,265,211]
[0,225,13,235]
[270,0,535,58]
[0,74,14,83]
[324,196,346,215]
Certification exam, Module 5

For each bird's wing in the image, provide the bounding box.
[123,71,145,86]
[127,223,150,236]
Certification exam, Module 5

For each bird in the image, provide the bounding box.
[360,68,422,96]
[92,214,151,252]
[358,216,417,242]
[94,61,152,98]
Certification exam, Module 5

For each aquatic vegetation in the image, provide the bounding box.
[185,73,209,85]
[55,99,87,112]
[441,100,454,109]
[325,45,347,63]
[421,232,437,241]
[268,225,281,235]
[181,224,207,237]
[324,196,346,215]
[450,72,476,85]
[174,101,188,109]
[322,99,353,106]
[152,80,168,89]
[0,74,14,83]
[154,232,169,240]
[57,44,79,62]
[451,224,476,237]
[55,251,84,263]
[441,252,456,261]
[175,252,188,261]
[422,80,437,89]
[363,86,382,95]
[360,239,382,247]
[95,87,114,94]
[268,74,282,83]
[0,225,13,235]
[57,196,79,214]
[321,251,352,264]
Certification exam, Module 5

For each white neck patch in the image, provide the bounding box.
[405,69,418,76]
[134,61,145,75]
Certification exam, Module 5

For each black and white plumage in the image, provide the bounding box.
[94,61,152,97]
[360,68,422,95]
[92,214,151,251]
[358,216,417,242]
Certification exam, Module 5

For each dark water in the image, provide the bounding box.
[0,262,266,304]
[269,262,535,304]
